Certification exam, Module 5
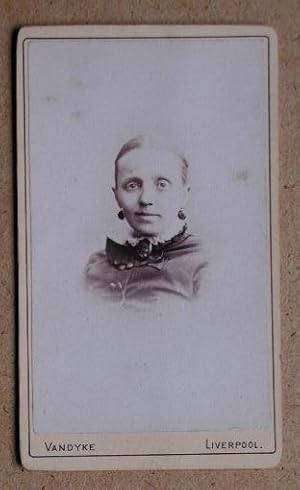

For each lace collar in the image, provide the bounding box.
[126,222,188,247]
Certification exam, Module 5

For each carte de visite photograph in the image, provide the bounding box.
[17,25,281,470]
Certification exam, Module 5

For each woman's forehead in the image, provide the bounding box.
[117,148,183,180]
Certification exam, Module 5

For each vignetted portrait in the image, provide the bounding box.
[85,134,207,308]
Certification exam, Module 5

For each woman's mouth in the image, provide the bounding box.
[134,212,161,221]
[135,212,161,217]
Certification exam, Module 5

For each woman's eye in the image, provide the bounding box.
[125,181,140,191]
[157,179,169,190]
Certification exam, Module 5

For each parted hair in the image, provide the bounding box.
[114,135,189,186]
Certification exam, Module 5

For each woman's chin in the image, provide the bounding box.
[129,219,183,238]
[133,227,160,237]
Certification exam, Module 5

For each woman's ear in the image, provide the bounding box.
[182,185,190,206]
[112,186,121,208]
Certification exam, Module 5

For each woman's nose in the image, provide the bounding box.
[139,186,154,206]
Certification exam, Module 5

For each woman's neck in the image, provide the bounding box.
[128,221,187,246]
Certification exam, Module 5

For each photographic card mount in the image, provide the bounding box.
[17,25,280,470]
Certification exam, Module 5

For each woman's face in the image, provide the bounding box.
[114,148,189,237]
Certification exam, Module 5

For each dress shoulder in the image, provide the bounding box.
[85,250,108,286]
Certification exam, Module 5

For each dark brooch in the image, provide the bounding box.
[134,239,152,260]
[134,239,164,262]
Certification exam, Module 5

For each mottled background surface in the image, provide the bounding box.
[0,1,298,488]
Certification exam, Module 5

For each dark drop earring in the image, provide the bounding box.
[178,209,186,220]
[118,209,125,220]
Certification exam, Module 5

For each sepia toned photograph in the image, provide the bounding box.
[17,25,280,470]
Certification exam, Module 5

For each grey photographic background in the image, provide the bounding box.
[27,38,272,433]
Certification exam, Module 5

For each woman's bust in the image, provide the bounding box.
[86,135,207,309]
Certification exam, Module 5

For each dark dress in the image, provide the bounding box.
[85,232,207,309]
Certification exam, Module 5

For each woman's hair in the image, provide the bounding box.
[114,135,189,186]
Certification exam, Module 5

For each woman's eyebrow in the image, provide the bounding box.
[155,176,172,184]
[122,177,142,185]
